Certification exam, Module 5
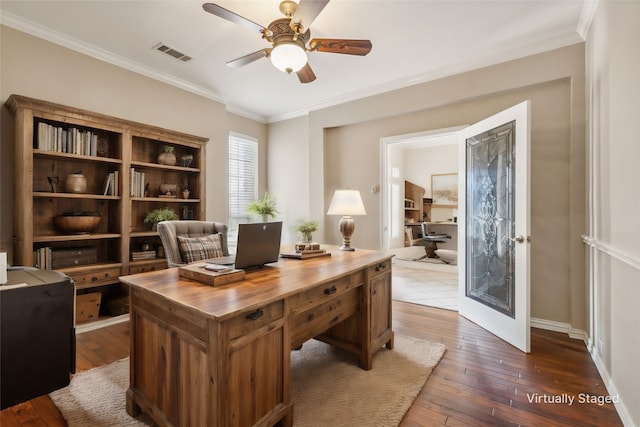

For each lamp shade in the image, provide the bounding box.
[327,190,367,216]
[270,41,307,74]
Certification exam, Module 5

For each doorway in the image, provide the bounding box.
[381,127,464,310]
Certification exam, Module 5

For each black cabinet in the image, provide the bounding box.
[1,269,75,409]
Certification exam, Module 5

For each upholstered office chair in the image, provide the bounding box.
[405,222,449,258]
[157,220,229,267]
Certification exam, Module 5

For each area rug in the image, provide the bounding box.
[391,246,447,264]
[50,335,445,427]
[398,256,447,264]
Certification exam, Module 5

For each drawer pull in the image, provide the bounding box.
[375,263,386,272]
[324,286,337,295]
[245,309,264,321]
[91,276,98,282]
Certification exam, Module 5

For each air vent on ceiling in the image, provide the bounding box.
[153,43,192,62]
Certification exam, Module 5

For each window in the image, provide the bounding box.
[228,132,258,251]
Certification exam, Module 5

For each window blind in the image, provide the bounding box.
[228,133,258,247]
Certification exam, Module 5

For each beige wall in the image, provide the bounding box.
[404,144,458,223]
[267,115,310,244]
[586,1,640,425]
[0,25,267,261]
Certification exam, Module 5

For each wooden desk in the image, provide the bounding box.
[120,247,394,427]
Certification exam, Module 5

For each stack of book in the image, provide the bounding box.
[33,247,52,269]
[37,122,99,156]
[281,243,331,260]
[130,250,156,261]
[130,168,146,197]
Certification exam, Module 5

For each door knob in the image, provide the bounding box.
[510,235,525,243]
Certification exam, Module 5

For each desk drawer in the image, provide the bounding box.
[128,260,167,275]
[289,271,364,313]
[67,267,122,289]
[227,301,284,340]
[290,287,359,348]
[368,259,391,277]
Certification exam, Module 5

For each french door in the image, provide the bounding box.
[458,101,531,352]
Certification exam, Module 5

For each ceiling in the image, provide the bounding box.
[0,1,590,123]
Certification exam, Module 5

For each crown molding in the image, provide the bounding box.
[225,104,268,123]
[577,0,599,40]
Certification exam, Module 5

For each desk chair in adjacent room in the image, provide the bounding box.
[405,222,450,258]
[157,220,229,267]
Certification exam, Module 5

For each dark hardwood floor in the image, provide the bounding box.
[1,301,622,426]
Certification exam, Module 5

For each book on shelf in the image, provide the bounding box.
[102,171,119,196]
[130,168,145,197]
[36,121,98,156]
[33,247,52,270]
[103,173,113,196]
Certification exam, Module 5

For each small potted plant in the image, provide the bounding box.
[144,207,179,230]
[247,192,278,222]
[294,219,319,243]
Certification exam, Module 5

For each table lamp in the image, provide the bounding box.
[327,189,367,251]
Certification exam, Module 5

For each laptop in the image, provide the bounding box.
[207,221,282,270]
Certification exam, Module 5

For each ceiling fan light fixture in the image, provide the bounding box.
[270,41,307,74]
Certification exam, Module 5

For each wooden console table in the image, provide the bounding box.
[120,247,394,427]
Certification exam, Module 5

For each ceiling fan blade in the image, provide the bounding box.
[297,63,316,83]
[309,38,372,56]
[226,49,269,68]
[203,3,266,34]
[289,0,330,33]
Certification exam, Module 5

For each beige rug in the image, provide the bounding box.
[50,335,445,427]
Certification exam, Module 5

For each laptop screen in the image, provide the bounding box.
[234,221,283,270]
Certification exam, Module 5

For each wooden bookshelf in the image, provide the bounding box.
[6,94,207,324]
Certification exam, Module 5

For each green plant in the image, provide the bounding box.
[144,207,179,228]
[294,219,319,242]
[162,145,175,153]
[247,192,278,221]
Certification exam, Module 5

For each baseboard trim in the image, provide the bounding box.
[530,317,587,341]
[588,347,636,427]
[76,313,129,334]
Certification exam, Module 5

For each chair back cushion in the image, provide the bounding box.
[177,233,224,264]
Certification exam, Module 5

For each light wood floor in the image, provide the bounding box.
[1,301,622,427]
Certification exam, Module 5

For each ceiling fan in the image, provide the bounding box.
[202,0,372,83]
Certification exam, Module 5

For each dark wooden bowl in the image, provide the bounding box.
[54,215,101,233]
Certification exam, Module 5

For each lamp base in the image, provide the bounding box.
[338,215,357,251]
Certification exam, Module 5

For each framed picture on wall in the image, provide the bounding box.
[431,173,458,206]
